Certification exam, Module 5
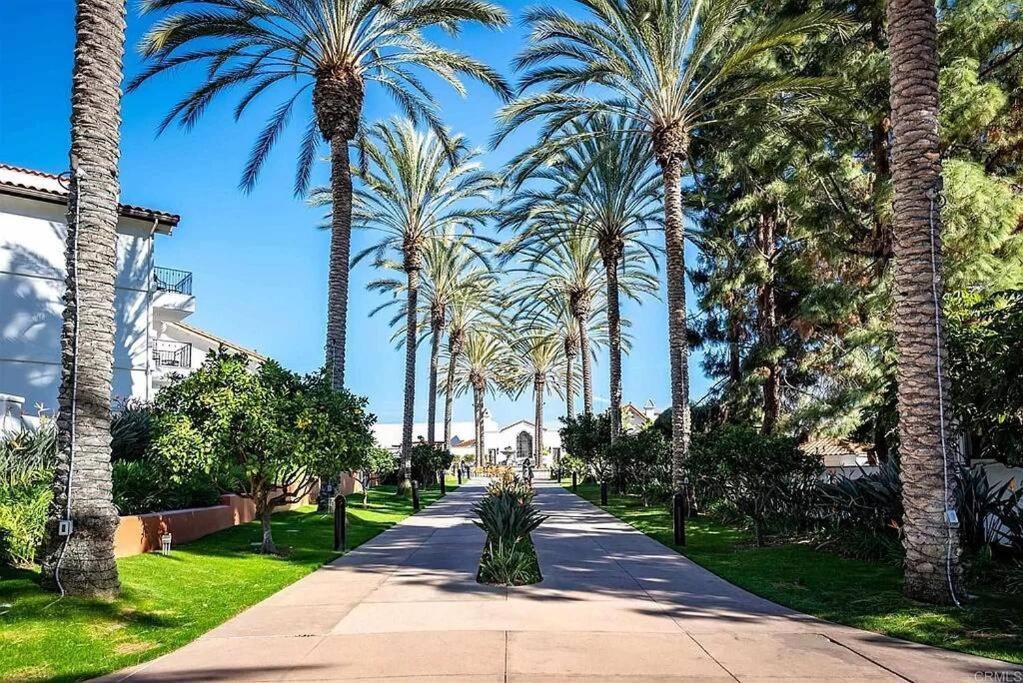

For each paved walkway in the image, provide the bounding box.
[103,480,1023,682]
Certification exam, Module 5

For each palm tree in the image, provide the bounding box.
[506,332,565,468]
[442,274,504,450]
[505,119,661,439]
[524,295,593,424]
[498,0,834,491]
[364,237,495,449]
[131,0,511,390]
[41,0,125,597]
[502,226,605,414]
[446,331,510,467]
[347,119,500,492]
[887,0,961,602]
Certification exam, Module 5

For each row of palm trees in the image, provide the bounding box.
[48,0,957,608]
[344,117,660,490]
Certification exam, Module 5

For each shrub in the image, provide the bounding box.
[687,426,822,545]
[956,464,1023,553]
[473,488,545,545]
[819,459,903,533]
[559,411,612,479]
[112,460,221,515]
[410,444,453,488]
[0,482,50,567]
[473,472,545,586]
[110,399,154,462]
[602,428,671,504]
[0,422,56,567]
[478,538,540,585]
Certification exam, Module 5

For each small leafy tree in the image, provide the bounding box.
[559,411,612,480]
[151,351,373,553]
[602,428,672,505]
[409,444,454,489]
[688,427,822,546]
[354,447,397,507]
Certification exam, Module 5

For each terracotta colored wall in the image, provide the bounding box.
[113,491,311,558]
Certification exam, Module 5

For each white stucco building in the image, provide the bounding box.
[372,410,564,468]
[0,163,264,422]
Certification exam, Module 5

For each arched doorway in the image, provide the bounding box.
[515,430,533,463]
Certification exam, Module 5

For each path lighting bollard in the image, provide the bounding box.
[572,471,577,491]
[412,480,421,511]
[333,493,347,551]
[600,481,608,506]
[673,490,687,547]
[440,471,446,495]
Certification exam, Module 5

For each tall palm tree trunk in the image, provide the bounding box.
[888,0,961,603]
[443,332,463,449]
[41,0,125,597]
[758,211,780,436]
[564,338,576,420]
[326,140,353,390]
[472,382,485,467]
[534,375,545,467]
[427,313,442,447]
[398,267,419,494]
[577,315,593,415]
[656,135,692,493]
[604,254,623,442]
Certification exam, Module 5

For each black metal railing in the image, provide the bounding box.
[154,342,192,369]
[154,267,193,295]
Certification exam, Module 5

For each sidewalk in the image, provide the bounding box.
[100,479,1023,682]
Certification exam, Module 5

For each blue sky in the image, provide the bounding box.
[0,0,709,426]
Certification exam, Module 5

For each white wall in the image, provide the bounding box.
[0,194,155,412]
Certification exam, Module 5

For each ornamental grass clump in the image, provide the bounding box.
[473,474,545,585]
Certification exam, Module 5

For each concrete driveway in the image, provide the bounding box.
[100,480,1023,682]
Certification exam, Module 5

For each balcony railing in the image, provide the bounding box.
[154,267,193,295]
[154,342,192,369]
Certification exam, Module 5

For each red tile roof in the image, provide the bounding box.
[0,163,181,231]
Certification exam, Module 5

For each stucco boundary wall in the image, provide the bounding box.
[113,474,365,557]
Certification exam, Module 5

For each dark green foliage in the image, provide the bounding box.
[112,460,221,516]
[409,444,453,488]
[151,350,375,552]
[473,474,544,586]
[559,411,612,479]
[819,460,904,533]
[956,464,1023,552]
[110,399,154,462]
[687,426,823,545]
[602,428,672,504]
[947,290,1023,466]
[473,490,546,546]
[478,537,541,585]
[0,422,56,567]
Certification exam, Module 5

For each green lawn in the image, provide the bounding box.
[564,480,1023,664]
[0,480,457,682]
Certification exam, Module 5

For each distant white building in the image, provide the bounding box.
[372,409,563,468]
[0,163,264,419]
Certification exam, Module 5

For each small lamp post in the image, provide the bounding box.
[333,493,347,551]
[412,480,421,511]
[673,474,690,547]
